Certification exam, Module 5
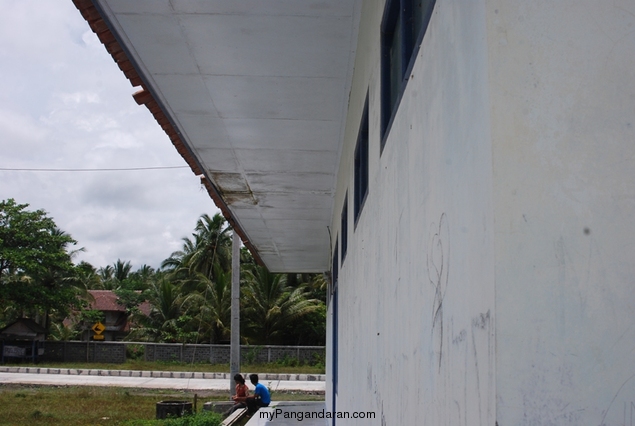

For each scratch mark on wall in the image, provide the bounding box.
[427,212,450,372]
[600,373,635,426]
[472,310,491,423]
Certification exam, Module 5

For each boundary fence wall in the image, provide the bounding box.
[36,342,324,365]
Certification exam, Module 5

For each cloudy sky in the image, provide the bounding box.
[0,1,219,269]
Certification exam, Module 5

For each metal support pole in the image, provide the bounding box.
[230,230,241,395]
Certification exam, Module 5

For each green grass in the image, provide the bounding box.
[7,360,324,375]
[0,386,165,425]
[122,410,223,426]
[0,385,322,426]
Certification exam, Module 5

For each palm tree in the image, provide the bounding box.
[97,265,115,289]
[162,213,232,282]
[123,264,155,291]
[184,265,233,343]
[129,278,195,343]
[241,265,321,345]
[75,261,102,290]
[49,322,78,341]
[113,259,132,283]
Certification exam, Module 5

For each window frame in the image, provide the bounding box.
[380,0,436,151]
[331,238,338,295]
[354,93,370,226]
[340,195,348,264]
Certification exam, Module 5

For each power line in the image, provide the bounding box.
[0,166,190,172]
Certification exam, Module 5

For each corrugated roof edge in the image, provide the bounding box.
[71,0,264,267]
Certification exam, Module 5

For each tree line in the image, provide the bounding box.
[0,198,325,346]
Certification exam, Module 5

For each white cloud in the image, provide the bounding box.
[0,0,220,270]
[57,91,101,105]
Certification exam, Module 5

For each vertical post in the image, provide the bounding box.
[230,230,241,396]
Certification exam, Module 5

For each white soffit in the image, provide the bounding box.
[96,0,361,272]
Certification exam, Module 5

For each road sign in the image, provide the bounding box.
[92,334,105,340]
[92,322,105,334]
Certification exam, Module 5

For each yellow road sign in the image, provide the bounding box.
[92,322,105,334]
[92,334,105,340]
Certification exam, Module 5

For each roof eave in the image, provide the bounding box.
[71,0,265,266]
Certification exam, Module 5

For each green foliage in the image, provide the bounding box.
[1,200,327,346]
[78,309,105,326]
[123,410,223,426]
[275,354,299,367]
[311,352,326,370]
[128,279,198,343]
[244,345,263,364]
[285,303,327,346]
[48,322,79,341]
[116,288,147,311]
[183,265,232,343]
[0,198,81,328]
[162,213,232,283]
[241,265,322,345]
[126,344,145,361]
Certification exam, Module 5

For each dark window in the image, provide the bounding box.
[332,239,338,288]
[381,0,436,149]
[354,94,369,224]
[341,196,348,263]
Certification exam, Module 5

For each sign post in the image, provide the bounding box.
[92,322,105,340]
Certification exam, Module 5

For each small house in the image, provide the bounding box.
[83,290,151,341]
[0,318,46,363]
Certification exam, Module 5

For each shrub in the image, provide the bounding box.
[244,345,262,364]
[126,344,146,361]
[123,410,222,426]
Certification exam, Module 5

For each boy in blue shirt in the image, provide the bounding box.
[246,373,271,414]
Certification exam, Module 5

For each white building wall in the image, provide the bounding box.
[328,0,634,424]
[488,1,635,424]
[328,0,496,425]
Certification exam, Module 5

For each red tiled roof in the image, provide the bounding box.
[87,290,153,315]
[137,300,152,317]
[71,0,263,266]
[88,290,125,312]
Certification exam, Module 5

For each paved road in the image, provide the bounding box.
[0,368,326,392]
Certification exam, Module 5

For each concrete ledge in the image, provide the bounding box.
[0,367,325,381]
[221,407,247,426]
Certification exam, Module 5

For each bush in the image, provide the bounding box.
[275,354,299,368]
[310,352,325,369]
[126,344,145,361]
[243,345,262,364]
[123,410,222,426]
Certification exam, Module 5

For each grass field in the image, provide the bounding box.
[0,385,180,425]
[0,385,323,425]
[0,360,324,426]
[0,360,324,424]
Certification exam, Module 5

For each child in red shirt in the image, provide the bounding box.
[225,373,249,416]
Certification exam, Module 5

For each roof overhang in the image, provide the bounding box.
[74,0,360,272]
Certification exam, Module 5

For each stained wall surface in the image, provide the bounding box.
[488,0,635,424]
[328,0,634,425]
[327,0,496,424]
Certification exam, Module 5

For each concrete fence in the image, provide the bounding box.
[38,341,325,365]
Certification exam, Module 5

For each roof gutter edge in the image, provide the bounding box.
[71,0,264,267]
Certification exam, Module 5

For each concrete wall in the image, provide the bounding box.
[328,0,496,424]
[328,0,634,424]
[43,341,126,363]
[39,342,324,365]
[488,0,635,424]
